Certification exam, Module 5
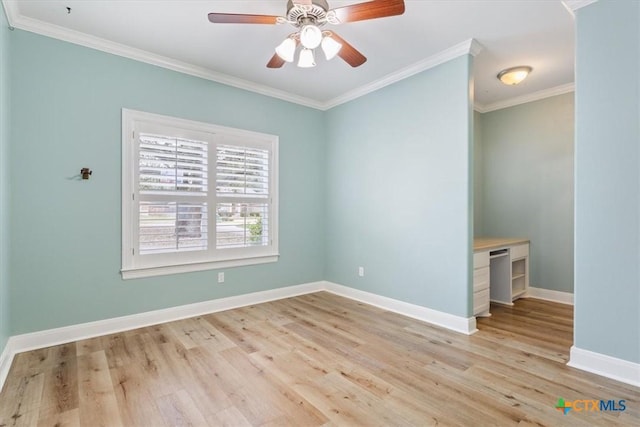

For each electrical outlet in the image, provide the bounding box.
[358,266,364,277]
[218,272,225,283]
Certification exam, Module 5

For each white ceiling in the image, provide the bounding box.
[3,0,577,111]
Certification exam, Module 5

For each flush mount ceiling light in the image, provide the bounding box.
[208,0,406,69]
[497,66,533,85]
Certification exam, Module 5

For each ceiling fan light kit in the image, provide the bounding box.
[208,0,406,69]
[300,24,323,49]
[275,37,297,62]
[321,35,342,60]
[298,48,317,68]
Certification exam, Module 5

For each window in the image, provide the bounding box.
[122,109,278,279]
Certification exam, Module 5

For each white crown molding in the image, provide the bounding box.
[562,0,598,13]
[525,286,574,305]
[474,82,574,113]
[1,0,16,28]
[323,38,483,110]
[324,281,478,335]
[1,2,324,110]
[468,39,484,57]
[2,1,484,112]
[2,2,571,115]
[568,346,640,388]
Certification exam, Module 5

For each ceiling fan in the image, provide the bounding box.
[208,0,405,69]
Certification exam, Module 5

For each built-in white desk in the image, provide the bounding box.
[473,237,530,317]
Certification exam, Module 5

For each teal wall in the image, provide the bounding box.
[574,0,640,363]
[477,93,574,293]
[0,7,10,350]
[473,110,484,236]
[9,30,326,334]
[325,55,474,317]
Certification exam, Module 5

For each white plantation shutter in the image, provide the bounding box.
[216,145,269,197]
[138,133,209,255]
[122,109,278,279]
[138,202,208,254]
[139,134,208,194]
[215,145,271,249]
[216,202,269,248]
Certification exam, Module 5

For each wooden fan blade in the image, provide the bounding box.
[208,13,279,24]
[329,33,367,67]
[332,0,405,23]
[267,53,286,68]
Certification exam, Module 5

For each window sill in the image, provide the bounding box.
[121,254,279,280]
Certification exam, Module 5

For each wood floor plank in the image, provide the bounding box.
[1,293,638,426]
[207,406,253,427]
[0,372,45,426]
[36,407,80,427]
[37,356,78,416]
[220,347,328,426]
[76,351,123,427]
[108,362,167,427]
[156,389,207,427]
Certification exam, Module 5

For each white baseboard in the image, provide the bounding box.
[324,281,477,335]
[0,339,15,392]
[568,346,640,388]
[525,286,574,305]
[0,280,477,392]
[0,281,322,391]
[5,280,638,393]
[8,281,325,354]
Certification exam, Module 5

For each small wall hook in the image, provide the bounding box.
[81,168,92,180]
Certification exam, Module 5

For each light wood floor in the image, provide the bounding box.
[0,293,638,426]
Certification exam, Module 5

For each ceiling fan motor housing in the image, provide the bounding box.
[286,0,329,27]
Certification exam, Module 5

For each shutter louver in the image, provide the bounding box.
[216,145,268,197]
[216,202,269,248]
[139,202,208,254]
[140,134,208,195]
[138,133,209,255]
[216,145,270,249]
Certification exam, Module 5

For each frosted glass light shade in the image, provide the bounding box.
[497,66,532,85]
[275,38,296,63]
[299,25,322,49]
[321,36,342,60]
[297,48,316,68]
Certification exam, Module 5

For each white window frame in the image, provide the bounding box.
[121,109,279,279]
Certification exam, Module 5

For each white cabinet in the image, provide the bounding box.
[473,239,530,316]
[487,243,530,305]
[473,251,490,316]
